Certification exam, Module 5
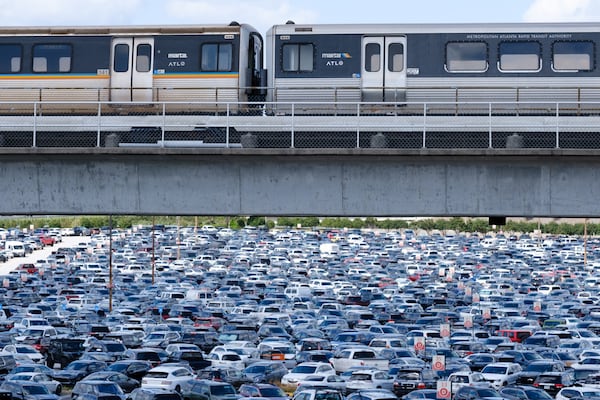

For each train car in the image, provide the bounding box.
[0,22,264,112]
[265,22,600,114]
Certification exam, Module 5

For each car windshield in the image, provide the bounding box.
[210,385,235,395]
[23,385,49,395]
[145,372,169,379]
[60,341,84,351]
[260,387,286,397]
[293,366,318,373]
[482,366,507,374]
[100,384,121,394]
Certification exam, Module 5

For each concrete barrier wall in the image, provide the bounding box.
[0,149,598,217]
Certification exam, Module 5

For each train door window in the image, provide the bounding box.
[552,41,594,71]
[0,44,21,73]
[136,44,151,72]
[446,42,488,72]
[114,43,129,73]
[365,43,380,72]
[32,44,72,73]
[498,41,541,72]
[282,43,314,72]
[201,43,233,71]
[388,42,404,72]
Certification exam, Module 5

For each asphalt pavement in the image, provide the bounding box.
[0,236,90,275]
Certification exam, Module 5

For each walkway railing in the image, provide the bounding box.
[0,100,599,149]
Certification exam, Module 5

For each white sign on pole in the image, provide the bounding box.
[432,355,446,371]
[436,381,451,399]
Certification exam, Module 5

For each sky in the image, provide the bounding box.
[0,0,599,36]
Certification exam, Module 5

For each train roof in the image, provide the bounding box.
[267,21,600,35]
[0,22,259,36]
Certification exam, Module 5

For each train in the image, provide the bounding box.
[0,21,598,112]
[0,22,264,111]
[1,21,600,148]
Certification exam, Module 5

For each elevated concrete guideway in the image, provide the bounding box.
[1,147,599,217]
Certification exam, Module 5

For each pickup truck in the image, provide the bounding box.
[329,348,389,373]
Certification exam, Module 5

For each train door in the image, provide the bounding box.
[361,36,406,102]
[110,37,154,102]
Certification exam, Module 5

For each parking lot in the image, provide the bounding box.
[0,225,598,399]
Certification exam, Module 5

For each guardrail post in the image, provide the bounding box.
[33,102,37,148]
[161,102,166,147]
[489,103,493,149]
[97,102,101,147]
[555,103,560,149]
[422,103,427,149]
[291,103,295,149]
[356,103,360,148]
[226,103,230,147]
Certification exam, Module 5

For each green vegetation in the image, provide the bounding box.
[0,215,597,236]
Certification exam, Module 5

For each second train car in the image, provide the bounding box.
[266,21,600,113]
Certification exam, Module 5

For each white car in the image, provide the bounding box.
[282,362,336,385]
[2,344,44,364]
[7,372,62,394]
[556,386,600,400]
[448,371,490,394]
[208,352,245,370]
[141,365,196,392]
[164,343,201,356]
[345,369,394,392]
[480,362,522,389]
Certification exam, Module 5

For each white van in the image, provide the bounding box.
[284,286,312,299]
[4,241,25,257]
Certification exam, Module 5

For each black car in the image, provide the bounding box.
[179,379,237,400]
[105,360,153,382]
[500,385,553,400]
[196,367,252,388]
[515,360,565,385]
[81,371,140,393]
[52,360,107,386]
[243,361,287,385]
[128,388,182,400]
[392,368,437,397]
[45,338,85,369]
[167,351,210,371]
[454,387,505,400]
[533,371,575,397]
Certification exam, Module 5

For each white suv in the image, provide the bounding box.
[480,362,522,389]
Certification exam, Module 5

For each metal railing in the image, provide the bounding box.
[0,100,600,149]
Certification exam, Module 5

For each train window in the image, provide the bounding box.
[446,42,487,72]
[136,44,152,72]
[0,44,21,73]
[553,41,594,71]
[365,43,380,72]
[388,43,404,72]
[498,41,541,72]
[32,44,72,73]
[114,44,129,73]
[201,43,233,72]
[282,43,314,72]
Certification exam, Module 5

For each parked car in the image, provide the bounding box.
[6,373,62,395]
[480,362,522,389]
[71,380,126,400]
[179,379,237,400]
[53,360,107,386]
[141,365,196,392]
[82,371,141,393]
[345,369,394,393]
[127,388,183,400]
[243,361,288,384]
[238,383,288,400]
[0,381,59,400]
